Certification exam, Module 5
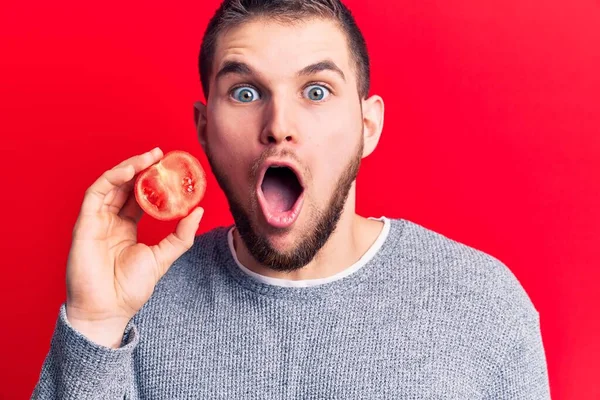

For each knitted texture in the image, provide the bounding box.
[32,218,551,399]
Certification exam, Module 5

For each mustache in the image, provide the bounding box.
[250,147,305,181]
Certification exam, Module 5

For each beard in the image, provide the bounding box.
[205,136,363,273]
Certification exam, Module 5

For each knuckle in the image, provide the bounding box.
[71,216,90,238]
[84,186,100,201]
[172,232,192,250]
[72,221,80,237]
[180,232,195,249]
[132,154,144,165]
[183,238,194,250]
[83,188,96,203]
[161,236,177,256]
[168,233,184,248]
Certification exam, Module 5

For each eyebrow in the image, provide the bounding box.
[215,59,346,83]
[297,60,346,82]
[215,60,253,81]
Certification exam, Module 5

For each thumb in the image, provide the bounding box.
[150,207,204,278]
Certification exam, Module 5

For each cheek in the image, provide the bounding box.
[210,104,250,146]
[208,104,259,160]
[303,105,360,198]
[304,102,358,147]
[207,104,263,195]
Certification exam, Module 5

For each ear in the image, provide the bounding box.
[194,101,208,151]
[360,94,384,158]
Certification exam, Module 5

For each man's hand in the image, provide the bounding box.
[65,147,204,348]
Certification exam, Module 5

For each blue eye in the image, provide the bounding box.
[303,85,330,101]
[231,86,260,103]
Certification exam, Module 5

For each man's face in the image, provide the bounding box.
[201,17,365,271]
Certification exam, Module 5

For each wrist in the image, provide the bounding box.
[65,307,131,349]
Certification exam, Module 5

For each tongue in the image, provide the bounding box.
[262,172,299,212]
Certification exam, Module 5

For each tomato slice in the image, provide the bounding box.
[134,150,206,221]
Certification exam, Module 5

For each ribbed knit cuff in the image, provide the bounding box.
[36,304,139,399]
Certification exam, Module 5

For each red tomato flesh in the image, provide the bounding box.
[134,150,206,221]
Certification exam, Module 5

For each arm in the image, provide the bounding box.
[31,305,139,400]
[31,147,203,399]
[486,312,551,399]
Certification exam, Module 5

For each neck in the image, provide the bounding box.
[232,192,384,281]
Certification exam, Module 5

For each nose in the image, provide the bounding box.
[259,97,299,145]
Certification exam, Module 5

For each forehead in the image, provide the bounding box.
[212,17,354,82]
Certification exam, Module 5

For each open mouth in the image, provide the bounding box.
[257,163,305,228]
[261,166,303,212]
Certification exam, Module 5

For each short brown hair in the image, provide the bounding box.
[198,0,371,100]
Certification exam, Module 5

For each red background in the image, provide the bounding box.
[1,0,598,398]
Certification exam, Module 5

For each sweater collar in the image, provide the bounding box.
[216,217,405,300]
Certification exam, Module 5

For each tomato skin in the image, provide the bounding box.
[134,150,206,221]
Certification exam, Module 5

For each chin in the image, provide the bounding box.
[232,205,325,272]
[261,223,306,252]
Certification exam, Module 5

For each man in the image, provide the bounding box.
[32,0,551,398]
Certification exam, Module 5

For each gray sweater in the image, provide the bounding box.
[32,217,551,399]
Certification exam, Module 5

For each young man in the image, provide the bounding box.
[33,0,551,398]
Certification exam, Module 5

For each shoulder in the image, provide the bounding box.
[380,218,548,387]
[383,217,539,323]
[382,218,542,366]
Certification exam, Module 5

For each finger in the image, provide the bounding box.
[80,165,136,216]
[150,207,204,278]
[81,147,163,215]
[114,147,163,171]
[103,178,136,215]
[118,190,144,223]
